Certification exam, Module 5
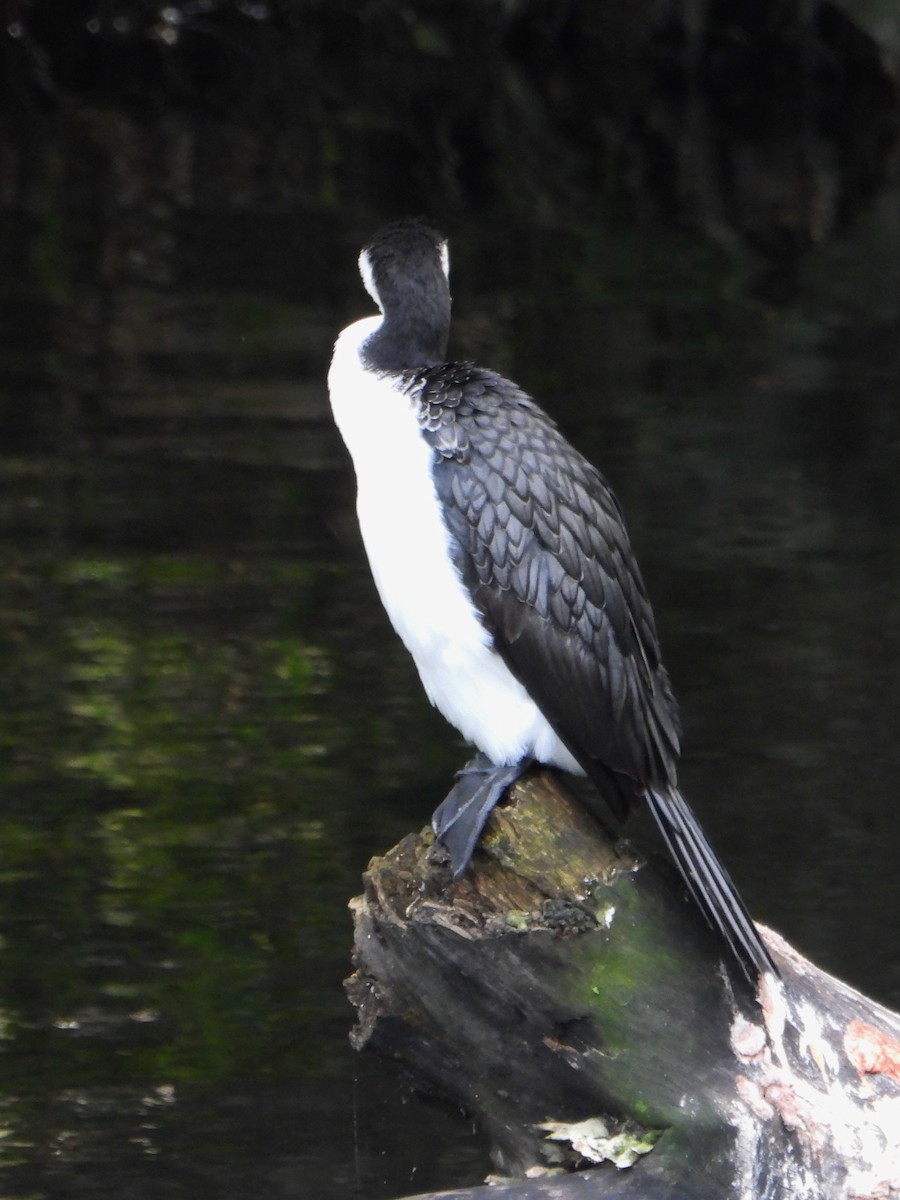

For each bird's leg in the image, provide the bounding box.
[431,753,532,878]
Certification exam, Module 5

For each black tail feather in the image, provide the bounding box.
[645,785,777,985]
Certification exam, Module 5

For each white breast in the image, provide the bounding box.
[328,317,581,773]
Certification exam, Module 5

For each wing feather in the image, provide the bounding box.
[404,362,776,983]
[412,363,681,791]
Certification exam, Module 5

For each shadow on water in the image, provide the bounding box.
[1,3,900,1197]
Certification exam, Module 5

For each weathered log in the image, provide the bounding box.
[346,769,900,1200]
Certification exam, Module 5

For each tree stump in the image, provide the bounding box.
[346,769,900,1200]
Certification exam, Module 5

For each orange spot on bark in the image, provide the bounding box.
[844,1019,900,1082]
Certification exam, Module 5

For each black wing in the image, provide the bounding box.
[412,364,776,983]
[410,363,681,797]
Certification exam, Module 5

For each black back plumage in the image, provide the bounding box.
[404,361,776,982]
[406,362,681,804]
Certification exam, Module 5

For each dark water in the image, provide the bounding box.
[2,5,900,1198]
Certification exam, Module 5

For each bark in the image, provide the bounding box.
[346,770,900,1200]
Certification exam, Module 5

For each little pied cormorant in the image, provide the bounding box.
[328,218,775,985]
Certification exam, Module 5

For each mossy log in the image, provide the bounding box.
[345,769,900,1200]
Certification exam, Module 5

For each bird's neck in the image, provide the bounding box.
[362,305,449,375]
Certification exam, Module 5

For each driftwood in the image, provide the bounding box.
[346,769,900,1200]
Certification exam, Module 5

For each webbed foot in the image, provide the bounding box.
[431,753,531,878]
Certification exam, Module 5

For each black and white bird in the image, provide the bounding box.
[328,218,775,985]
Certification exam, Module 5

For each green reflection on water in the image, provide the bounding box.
[0,536,357,1113]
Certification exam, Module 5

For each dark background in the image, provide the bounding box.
[1,2,899,1197]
